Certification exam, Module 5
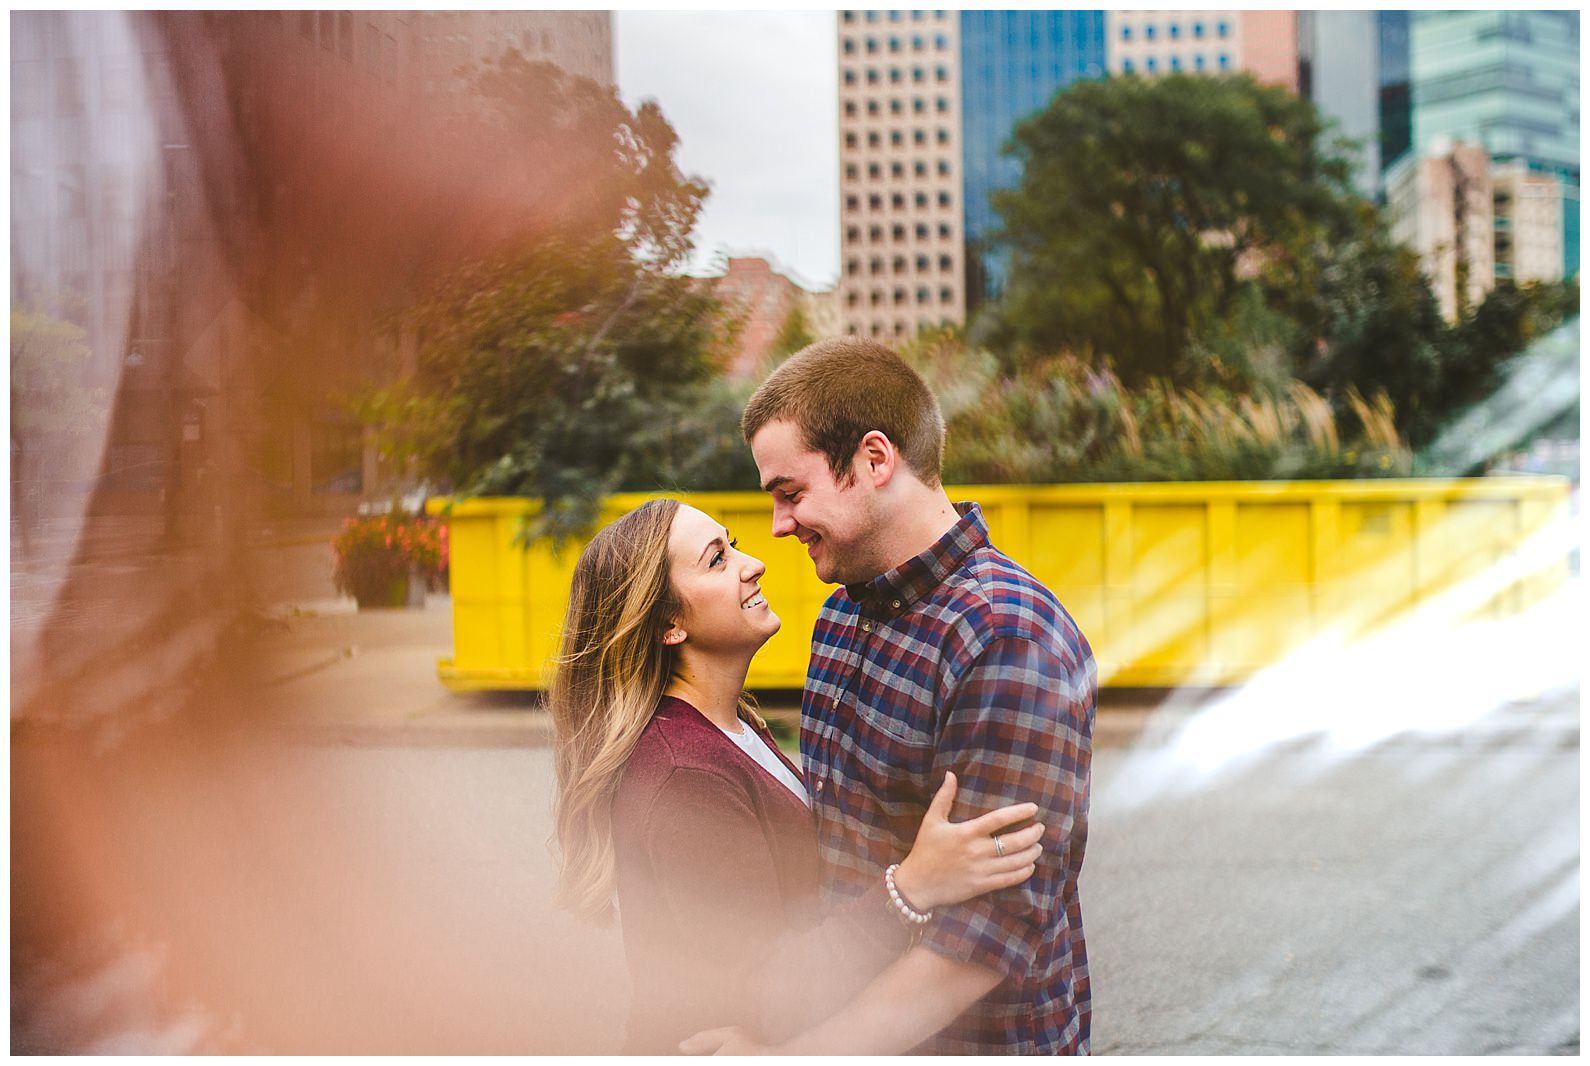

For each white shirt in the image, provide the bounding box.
[723,721,811,808]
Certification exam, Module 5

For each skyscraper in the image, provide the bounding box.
[836,9,967,341]
[959,11,1105,305]
[1409,10,1579,278]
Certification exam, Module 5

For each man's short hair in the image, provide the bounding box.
[741,337,945,487]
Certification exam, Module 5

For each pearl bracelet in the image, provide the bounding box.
[884,863,933,925]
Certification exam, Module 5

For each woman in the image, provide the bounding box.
[550,499,1045,1053]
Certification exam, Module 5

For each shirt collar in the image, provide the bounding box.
[845,502,987,618]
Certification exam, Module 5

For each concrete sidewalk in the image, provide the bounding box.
[250,592,1170,749]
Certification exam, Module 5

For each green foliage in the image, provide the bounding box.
[770,302,815,361]
[10,307,110,436]
[896,337,1411,486]
[990,73,1362,387]
[358,55,746,545]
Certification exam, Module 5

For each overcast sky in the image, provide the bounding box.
[615,11,839,289]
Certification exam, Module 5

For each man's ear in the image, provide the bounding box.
[661,622,687,646]
[857,430,897,488]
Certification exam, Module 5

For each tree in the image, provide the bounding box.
[770,302,815,361]
[988,73,1364,387]
[359,58,743,544]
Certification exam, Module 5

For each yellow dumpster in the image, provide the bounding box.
[427,477,1570,690]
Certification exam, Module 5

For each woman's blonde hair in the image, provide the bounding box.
[549,498,764,925]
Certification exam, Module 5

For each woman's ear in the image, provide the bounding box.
[661,623,686,646]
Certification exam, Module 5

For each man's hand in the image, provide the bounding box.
[679,1026,771,1055]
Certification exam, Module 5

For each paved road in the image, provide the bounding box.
[12,688,1577,1054]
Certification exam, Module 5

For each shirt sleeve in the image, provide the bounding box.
[643,768,916,1042]
[918,632,1095,981]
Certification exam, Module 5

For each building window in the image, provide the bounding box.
[891,162,904,178]
[914,192,928,207]
[846,195,859,211]
[916,287,931,303]
[1193,21,1204,38]
[934,33,948,49]
[937,191,951,207]
[1145,23,1156,40]
[865,37,878,53]
[1218,53,1229,69]
[915,255,930,271]
[871,323,882,337]
[870,257,884,275]
[890,98,903,114]
[1170,56,1181,71]
[1121,24,1131,40]
[1146,57,1157,73]
[914,160,927,176]
[935,96,949,112]
[846,163,860,180]
[912,66,925,82]
[844,69,857,85]
[842,10,854,23]
[888,35,901,52]
[1122,58,1134,74]
[892,193,906,208]
[940,287,954,304]
[893,256,908,273]
[911,34,924,50]
[888,9,900,21]
[913,97,926,113]
[938,222,952,239]
[1217,20,1229,37]
[868,131,881,147]
[914,129,927,145]
[936,128,950,144]
[1194,54,1205,71]
[935,65,948,82]
[892,223,906,240]
[865,10,877,21]
[844,100,857,117]
[845,132,858,148]
[869,224,884,241]
[894,289,907,305]
[916,223,930,239]
[869,194,883,210]
[939,254,952,271]
[871,290,883,305]
[867,162,881,179]
[890,130,903,146]
[937,160,950,176]
[847,292,860,307]
[867,99,880,115]
[846,225,861,242]
[866,68,880,84]
[843,38,856,55]
[1169,22,1180,39]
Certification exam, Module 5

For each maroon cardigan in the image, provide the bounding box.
[609,696,912,1054]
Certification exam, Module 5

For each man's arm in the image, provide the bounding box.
[682,945,1001,1055]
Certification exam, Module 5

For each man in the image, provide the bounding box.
[685,337,1096,1054]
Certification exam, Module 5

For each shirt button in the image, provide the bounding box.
[831,699,839,710]
[891,599,902,610]
[861,620,872,632]
[815,780,825,792]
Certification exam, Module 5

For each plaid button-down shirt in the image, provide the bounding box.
[801,502,1096,1054]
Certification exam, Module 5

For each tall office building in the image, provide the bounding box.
[1377,12,1412,179]
[959,11,1105,305]
[1106,10,1297,90]
[836,9,1108,336]
[836,9,967,340]
[1385,139,1496,321]
[1297,12,1380,199]
[1409,11,1579,279]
